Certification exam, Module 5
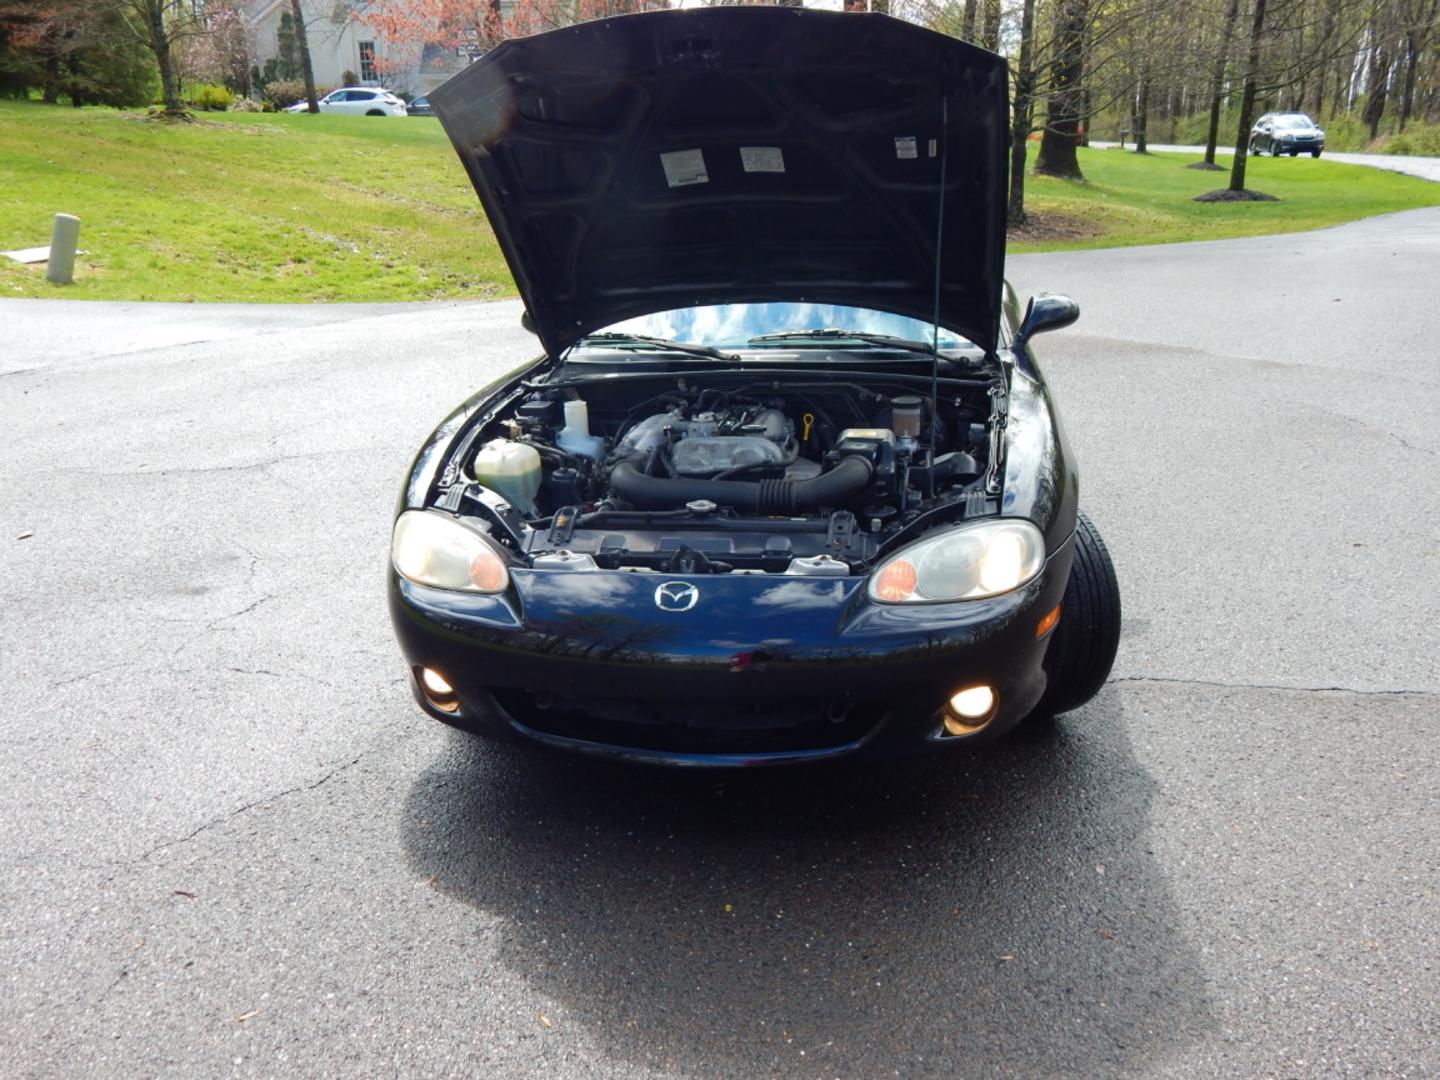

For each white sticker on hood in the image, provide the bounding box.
[894,136,918,160]
[660,149,709,187]
[740,146,785,173]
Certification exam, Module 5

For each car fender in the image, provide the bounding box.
[396,356,547,515]
[999,358,1079,554]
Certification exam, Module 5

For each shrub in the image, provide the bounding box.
[261,78,308,109]
[1380,125,1440,156]
[342,70,358,87]
[261,80,337,110]
[191,84,234,111]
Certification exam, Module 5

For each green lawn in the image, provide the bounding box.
[0,101,504,303]
[1017,142,1440,252]
[3,100,1439,302]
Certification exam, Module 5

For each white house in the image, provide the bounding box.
[245,0,495,95]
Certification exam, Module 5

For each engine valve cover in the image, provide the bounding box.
[672,436,786,477]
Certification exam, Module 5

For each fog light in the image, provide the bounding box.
[421,667,453,696]
[950,685,995,719]
[941,684,997,737]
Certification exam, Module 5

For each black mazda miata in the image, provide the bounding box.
[388,7,1121,765]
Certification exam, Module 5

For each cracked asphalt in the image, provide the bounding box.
[2,209,1438,1078]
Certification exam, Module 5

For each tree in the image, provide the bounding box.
[177,0,252,95]
[289,0,318,111]
[110,0,211,114]
[1007,0,1040,223]
[1034,0,1089,179]
[1199,0,1243,166]
[354,0,664,63]
[981,0,1000,50]
[1225,0,1269,194]
[0,0,155,106]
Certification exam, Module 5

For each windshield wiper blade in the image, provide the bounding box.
[573,333,739,362]
[746,329,942,356]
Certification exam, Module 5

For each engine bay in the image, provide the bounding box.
[440,365,1007,575]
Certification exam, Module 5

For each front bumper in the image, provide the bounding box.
[390,533,1075,765]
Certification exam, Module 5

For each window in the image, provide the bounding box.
[359,41,376,83]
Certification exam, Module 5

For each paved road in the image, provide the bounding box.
[1091,139,1440,182]
[3,211,1438,1077]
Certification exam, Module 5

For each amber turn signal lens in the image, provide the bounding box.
[873,558,918,602]
[469,550,507,592]
[1036,604,1061,638]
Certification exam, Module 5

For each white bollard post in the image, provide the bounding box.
[45,213,80,285]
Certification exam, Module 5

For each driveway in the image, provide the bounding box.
[1091,139,1440,182]
[2,210,1438,1077]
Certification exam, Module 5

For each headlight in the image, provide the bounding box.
[868,519,1045,603]
[391,510,509,593]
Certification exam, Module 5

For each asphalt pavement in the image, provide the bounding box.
[2,210,1438,1078]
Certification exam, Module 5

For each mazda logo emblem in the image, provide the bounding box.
[655,581,699,613]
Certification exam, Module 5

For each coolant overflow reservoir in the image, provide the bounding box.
[472,439,542,515]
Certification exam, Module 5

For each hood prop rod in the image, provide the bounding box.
[927,91,949,498]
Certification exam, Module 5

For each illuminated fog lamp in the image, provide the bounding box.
[421,667,453,696]
[942,685,997,735]
[419,667,461,713]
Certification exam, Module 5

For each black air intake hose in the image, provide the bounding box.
[610,455,873,513]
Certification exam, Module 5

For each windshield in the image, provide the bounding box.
[598,304,973,351]
[1273,115,1314,129]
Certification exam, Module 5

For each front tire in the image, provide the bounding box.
[1031,512,1121,719]
[1311,149,1322,158]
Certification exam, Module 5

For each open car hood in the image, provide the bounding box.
[430,8,1009,357]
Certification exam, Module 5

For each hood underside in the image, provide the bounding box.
[430,8,1009,357]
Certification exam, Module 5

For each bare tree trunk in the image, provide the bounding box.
[1034,0,1087,179]
[1204,0,1243,164]
[1134,62,1152,152]
[139,0,184,113]
[43,53,61,104]
[1008,0,1039,225]
[1398,28,1420,129]
[962,0,978,42]
[982,0,1000,50]
[1362,40,1392,138]
[68,53,85,107]
[290,0,319,112]
[1228,0,1269,194]
[1310,0,1343,118]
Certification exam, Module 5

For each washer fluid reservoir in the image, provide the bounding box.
[472,439,542,515]
[556,399,605,461]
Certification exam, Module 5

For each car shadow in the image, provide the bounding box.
[400,691,1212,1075]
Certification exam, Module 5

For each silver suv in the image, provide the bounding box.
[1249,112,1325,158]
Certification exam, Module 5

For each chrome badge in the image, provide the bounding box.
[654,581,699,613]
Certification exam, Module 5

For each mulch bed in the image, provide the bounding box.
[1193,188,1279,202]
[1006,210,1103,242]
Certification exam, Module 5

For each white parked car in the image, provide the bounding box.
[286,87,407,116]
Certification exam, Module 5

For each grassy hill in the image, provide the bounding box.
[3,100,1439,303]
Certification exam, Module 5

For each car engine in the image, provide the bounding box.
[445,372,1001,575]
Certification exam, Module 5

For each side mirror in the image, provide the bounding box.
[520,309,537,335]
[1014,293,1079,349]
